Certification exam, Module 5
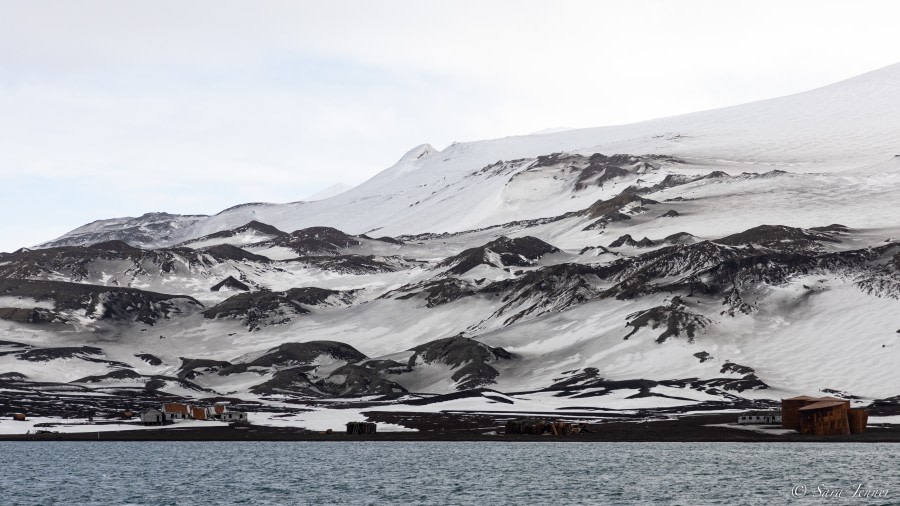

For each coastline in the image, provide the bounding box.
[4,414,900,443]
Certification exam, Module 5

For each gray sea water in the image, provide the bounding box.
[0,442,897,505]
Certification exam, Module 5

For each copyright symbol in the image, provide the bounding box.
[792,485,807,497]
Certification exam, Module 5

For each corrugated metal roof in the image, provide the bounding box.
[162,403,190,414]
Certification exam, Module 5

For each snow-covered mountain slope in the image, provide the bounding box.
[302,182,355,201]
[4,64,900,425]
[39,212,207,249]
[38,62,900,250]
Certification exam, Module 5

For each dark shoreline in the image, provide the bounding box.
[4,414,900,442]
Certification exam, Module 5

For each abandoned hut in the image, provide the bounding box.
[848,408,869,434]
[781,395,868,436]
[191,406,207,420]
[141,408,164,425]
[220,411,248,423]
[737,411,781,425]
[346,421,377,435]
[505,419,546,435]
[505,419,588,436]
[781,395,820,430]
[799,400,851,436]
[162,403,191,422]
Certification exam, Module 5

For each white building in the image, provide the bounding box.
[221,411,248,423]
[738,412,781,425]
[140,408,164,425]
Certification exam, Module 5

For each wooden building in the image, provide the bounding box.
[162,403,191,422]
[505,419,546,435]
[782,395,868,436]
[781,395,819,430]
[505,419,588,436]
[346,421,377,435]
[848,408,869,434]
[12,413,26,421]
[799,400,850,436]
[191,406,207,420]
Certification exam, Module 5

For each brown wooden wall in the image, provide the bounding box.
[848,409,868,434]
[782,399,811,430]
[799,405,850,436]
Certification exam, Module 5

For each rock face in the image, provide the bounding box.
[407,336,513,390]
[482,263,603,325]
[624,297,712,343]
[438,236,559,275]
[227,341,368,372]
[221,341,409,398]
[715,224,847,251]
[291,255,404,274]
[179,220,287,246]
[203,288,354,330]
[609,234,655,248]
[392,278,478,308]
[0,307,69,325]
[0,278,201,324]
[584,189,659,220]
[210,276,250,292]
[37,212,208,249]
[0,242,275,293]
[261,226,361,256]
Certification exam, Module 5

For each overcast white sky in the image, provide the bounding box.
[1,0,899,251]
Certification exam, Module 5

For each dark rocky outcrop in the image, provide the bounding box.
[0,278,201,325]
[694,351,713,363]
[180,220,287,246]
[291,255,403,274]
[584,189,658,220]
[203,288,353,330]
[210,276,251,292]
[222,341,368,376]
[715,224,846,252]
[624,297,711,343]
[609,234,655,248]
[37,212,207,249]
[135,353,163,366]
[74,369,142,382]
[482,263,603,325]
[197,244,271,263]
[393,278,478,308]
[177,358,233,380]
[0,307,70,325]
[13,346,130,369]
[407,336,513,390]
[439,236,559,275]
[0,242,272,283]
[317,363,408,397]
[661,232,697,245]
[264,226,361,256]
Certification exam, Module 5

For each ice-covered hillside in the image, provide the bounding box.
[40,62,900,249]
[4,63,899,429]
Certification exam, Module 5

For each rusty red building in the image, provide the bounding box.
[781,395,868,436]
